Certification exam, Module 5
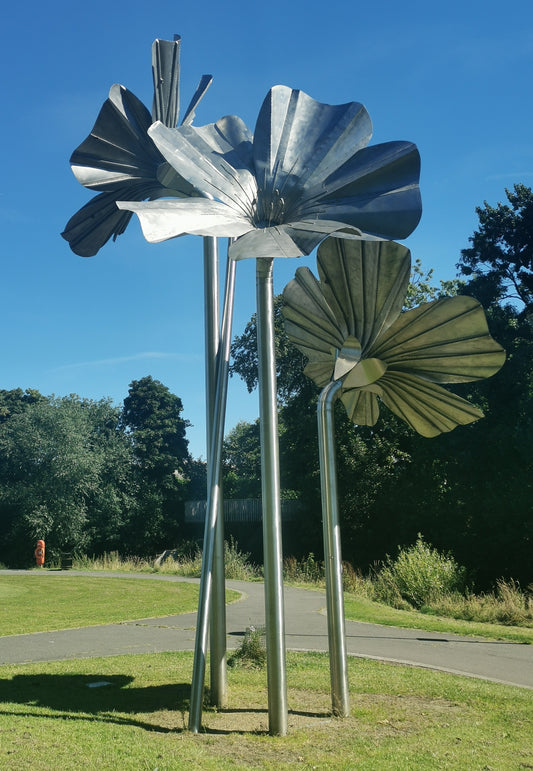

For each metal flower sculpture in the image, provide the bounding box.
[282,237,505,717]
[61,37,212,257]
[117,84,422,259]
[283,238,506,437]
[119,86,422,736]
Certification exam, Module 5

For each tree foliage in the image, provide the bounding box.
[0,378,195,566]
[458,183,533,313]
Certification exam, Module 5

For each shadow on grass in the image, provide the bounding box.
[0,674,191,733]
[0,673,334,736]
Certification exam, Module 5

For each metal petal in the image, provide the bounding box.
[151,38,181,127]
[148,118,256,218]
[253,86,372,209]
[316,141,422,239]
[283,265,347,354]
[303,360,335,388]
[229,221,362,261]
[70,85,163,191]
[340,389,381,426]
[316,238,411,352]
[181,75,213,127]
[61,189,134,257]
[377,371,484,437]
[370,296,506,383]
[117,198,252,241]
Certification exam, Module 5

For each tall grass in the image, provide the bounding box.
[72,538,261,581]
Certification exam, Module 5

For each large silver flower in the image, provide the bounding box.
[282,238,506,437]
[62,38,212,257]
[118,85,422,260]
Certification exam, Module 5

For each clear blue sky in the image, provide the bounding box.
[1,0,531,459]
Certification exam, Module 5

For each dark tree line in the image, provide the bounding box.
[226,185,532,588]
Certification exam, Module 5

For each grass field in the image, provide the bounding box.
[343,594,533,644]
[0,651,531,770]
[1,571,532,769]
[0,573,236,636]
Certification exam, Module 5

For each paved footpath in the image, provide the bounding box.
[1,571,532,690]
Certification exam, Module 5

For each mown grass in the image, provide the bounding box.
[342,594,533,645]
[0,651,531,770]
[0,574,237,636]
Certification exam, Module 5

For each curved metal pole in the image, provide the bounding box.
[203,236,227,709]
[256,258,288,736]
[317,379,350,717]
[189,242,236,732]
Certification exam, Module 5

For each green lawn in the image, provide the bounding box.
[343,594,533,644]
[0,573,239,635]
[0,651,531,770]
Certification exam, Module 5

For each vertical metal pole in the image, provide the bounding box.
[256,257,288,737]
[317,379,350,717]
[189,244,236,732]
[203,236,227,709]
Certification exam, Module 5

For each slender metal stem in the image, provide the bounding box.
[203,236,227,709]
[256,258,288,737]
[189,243,236,732]
[317,379,350,717]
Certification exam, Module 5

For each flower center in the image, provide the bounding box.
[253,187,287,228]
[343,358,388,389]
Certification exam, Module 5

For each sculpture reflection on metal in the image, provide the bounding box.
[119,87,422,736]
[61,37,212,256]
[282,238,506,715]
[61,37,230,715]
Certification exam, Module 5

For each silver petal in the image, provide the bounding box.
[378,371,485,437]
[370,296,506,383]
[283,265,347,354]
[253,86,372,220]
[117,198,253,241]
[148,118,256,218]
[70,85,164,192]
[151,38,181,127]
[316,238,411,352]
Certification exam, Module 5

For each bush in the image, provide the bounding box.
[227,625,267,669]
[373,535,466,609]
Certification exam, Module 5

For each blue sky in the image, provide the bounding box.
[1,0,532,459]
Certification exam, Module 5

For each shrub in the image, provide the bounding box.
[227,625,267,669]
[373,535,466,609]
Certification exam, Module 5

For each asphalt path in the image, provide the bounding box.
[1,571,532,690]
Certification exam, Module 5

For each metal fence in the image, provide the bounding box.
[185,498,301,523]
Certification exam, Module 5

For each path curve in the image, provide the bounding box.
[0,571,531,690]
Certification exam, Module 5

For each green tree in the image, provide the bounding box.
[120,376,192,552]
[223,420,262,499]
[0,388,46,423]
[458,183,533,313]
[0,395,136,564]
